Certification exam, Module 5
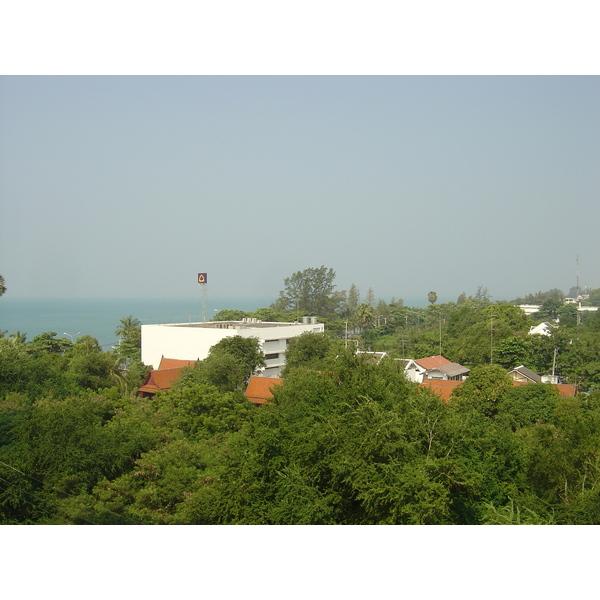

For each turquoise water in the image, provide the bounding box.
[0,297,273,350]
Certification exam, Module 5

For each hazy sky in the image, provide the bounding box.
[1,76,598,304]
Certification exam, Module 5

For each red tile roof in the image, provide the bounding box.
[244,376,283,405]
[414,355,453,370]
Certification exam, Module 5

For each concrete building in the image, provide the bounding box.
[141,317,324,378]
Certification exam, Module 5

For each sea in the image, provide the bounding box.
[0,296,273,350]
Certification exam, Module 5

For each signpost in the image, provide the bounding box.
[198,273,208,322]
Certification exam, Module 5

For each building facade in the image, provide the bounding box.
[141,317,324,377]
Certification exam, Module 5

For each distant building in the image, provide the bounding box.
[403,355,470,383]
[517,304,542,316]
[141,317,324,378]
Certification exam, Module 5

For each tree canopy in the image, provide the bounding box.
[272,266,344,318]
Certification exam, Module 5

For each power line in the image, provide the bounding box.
[0,459,142,525]
[0,475,98,524]
[0,480,64,522]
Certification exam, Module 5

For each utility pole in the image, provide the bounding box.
[398,334,408,357]
[490,313,495,364]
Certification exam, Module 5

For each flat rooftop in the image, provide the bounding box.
[147,320,318,330]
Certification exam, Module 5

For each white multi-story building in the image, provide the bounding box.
[141,317,324,378]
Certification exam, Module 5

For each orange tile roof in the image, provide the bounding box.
[420,379,463,402]
[158,357,198,369]
[244,376,283,405]
[414,355,453,370]
[421,379,577,403]
[138,367,188,396]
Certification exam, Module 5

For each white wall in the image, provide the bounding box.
[141,321,325,373]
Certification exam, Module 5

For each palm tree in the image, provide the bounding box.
[9,331,27,345]
[357,303,374,331]
[115,316,142,360]
[115,315,141,339]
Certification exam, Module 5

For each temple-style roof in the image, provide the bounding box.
[138,367,189,397]
[158,357,198,369]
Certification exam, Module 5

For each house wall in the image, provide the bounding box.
[403,363,425,383]
[141,321,324,375]
[509,372,530,383]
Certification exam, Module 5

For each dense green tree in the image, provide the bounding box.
[343,283,361,317]
[249,307,290,322]
[494,336,532,370]
[201,353,525,524]
[212,309,249,321]
[181,336,266,392]
[512,288,564,305]
[535,297,563,320]
[282,332,334,374]
[208,336,265,380]
[451,364,514,418]
[496,383,560,431]
[0,338,31,397]
[191,353,251,392]
[586,288,600,306]
[65,336,115,391]
[28,332,72,354]
[271,266,344,318]
[365,287,376,307]
[0,275,5,297]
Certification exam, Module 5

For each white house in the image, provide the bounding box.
[528,322,556,336]
[402,355,470,383]
[141,317,324,378]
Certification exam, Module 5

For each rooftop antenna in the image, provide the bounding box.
[198,273,208,322]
